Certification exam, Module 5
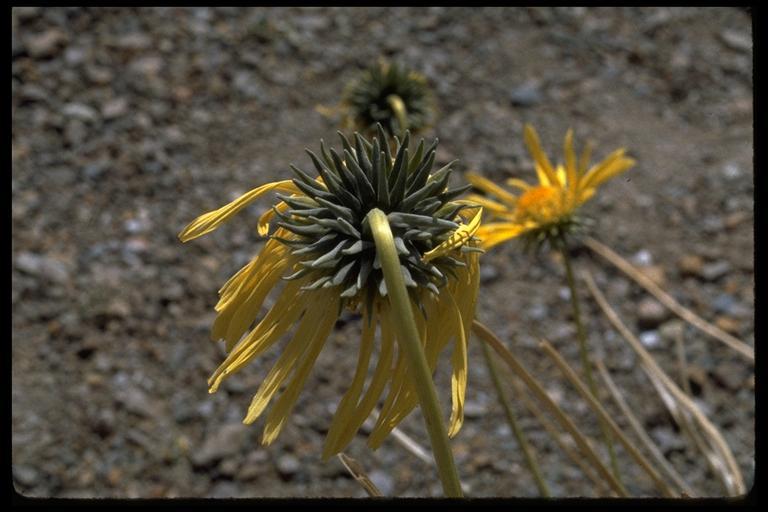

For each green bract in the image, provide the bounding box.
[274,125,475,315]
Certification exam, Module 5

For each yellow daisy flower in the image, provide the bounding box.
[179,126,482,458]
[466,124,636,250]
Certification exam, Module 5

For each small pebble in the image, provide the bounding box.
[632,249,653,266]
[509,81,543,107]
[276,454,301,480]
[712,361,748,391]
[678,254,704,277]
[700,261,732,282]
[719,30,752,53]
[637,298,669,329]
[368,469,395,495]
[13,465,39,487]
[62,103,98,123]
[715,315,741,335]
[722,162,744,180]
[639,330,662,349]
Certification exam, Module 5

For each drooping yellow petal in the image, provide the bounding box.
[422,207,483,262]
[368,270,471,449]
[523,124,559,187]
[243,291,331,424]
[212,235,296,346]
[447,292,467,438]
[261,295,340,445]
[178,180,300,242]
[216,255,260,311]
[450,252,479,436]
[221,255,300,350]
[370,300,426,435]
[333,302,395,453]
[322,307,377,459]
[208,279,306,391]
[466,172,519,205]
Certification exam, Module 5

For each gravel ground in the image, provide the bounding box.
[12,7,753,498]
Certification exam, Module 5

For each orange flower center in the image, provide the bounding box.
[515,185,563,223]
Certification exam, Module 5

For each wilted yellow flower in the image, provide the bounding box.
[466,124,636,250]
[179,126,481,458]
[341,59,435,138]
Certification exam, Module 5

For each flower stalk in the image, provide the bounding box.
[368,207,463,498]
[386,94,409,135]
[480,338,550,496]
[557,234,622,485]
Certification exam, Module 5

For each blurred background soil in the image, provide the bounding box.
[11,7,753,497]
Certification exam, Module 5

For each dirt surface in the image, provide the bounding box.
[12,7,753,498]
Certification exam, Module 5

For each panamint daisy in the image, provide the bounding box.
[179,126,481,463]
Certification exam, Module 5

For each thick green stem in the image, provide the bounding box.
[367,208,463,498]
[481,339,550,496]
[557,236,623,485]
[386,94,409,135]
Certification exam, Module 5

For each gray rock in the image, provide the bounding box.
[64,120,88,146]
[117,387,162,418]
[637,297,669,329]
[527,301,549,321]
[62,103,98,123]
[112,33,152,50]
[700,260,731,281]
[209,481,241,498]
[276,453,301,479]
[659,320,684,342]
[218,458,240,478]
[191,423,250,468]
[130,55,164,76]
[632,249,653,266]
[83,160,110,180]
[479,263,500,284]
[678,254,704,277]
[15,252,71,284]
[463,400,488,419]
[639,330,662,349]
[719,29,751,53]
[712,294,737,315]
[18,84,49,103]
[64,46,87,65]
[13,465,39,487]
[510,82,543,107]
[233,71,264,99]
[238,449,269,480]
[369,469,395,495]
[24,29,68,58]
[85,65,114,85]
[712,361,748,391]
[102,98,129,119]
[722,162,744,180]
[13,6,41,21]
[651,426,686,454]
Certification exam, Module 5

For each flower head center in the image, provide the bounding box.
[515,185,563,224]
